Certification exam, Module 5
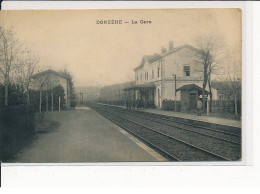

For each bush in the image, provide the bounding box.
[0,105,35,161]
[35,112,60,134]
[0,84,27,107]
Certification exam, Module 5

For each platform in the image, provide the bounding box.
[95,102,241,129]
[141,109,241,128]
[13,107,165,162]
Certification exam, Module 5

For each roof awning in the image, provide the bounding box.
[123,83,156,91]
[176,84,209,94]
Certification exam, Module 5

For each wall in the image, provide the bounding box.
[163,47,203,80]
[162,80,179,101]
[135,59,161,85]
[180,90,190,111]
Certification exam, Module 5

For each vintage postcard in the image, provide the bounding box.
[0,9,242,163]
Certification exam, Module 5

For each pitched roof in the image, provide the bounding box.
[134,44,199,72]
[134,54,161,72]
[32,69,70,80]
[176,84,209,94]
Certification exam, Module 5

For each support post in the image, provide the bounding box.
[124,90,126,108]
[39,90,42,113]
[4,84,8,106]
[46,91,48,112]
[207,97,209,116]
[173,74,177,111]
[51,92,54,111]
[59,96,61,113]
[134,90,136,109]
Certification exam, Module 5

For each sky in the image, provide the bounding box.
[0,9,241,87]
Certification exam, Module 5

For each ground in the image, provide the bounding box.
[13,107,162,163]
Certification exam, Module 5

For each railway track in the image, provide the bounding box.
[87,103,241,161]
[98,104,241,145]
[99,104,241,134]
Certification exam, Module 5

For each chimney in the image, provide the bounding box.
[161,47,167,54]
[169,40,174,51]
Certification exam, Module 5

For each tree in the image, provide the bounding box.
[221,50,241,117]
[0,26,21,106]
[194,33,223,112]
[14,49,39,104]
[0,83,26,106]
[32,73,51,113]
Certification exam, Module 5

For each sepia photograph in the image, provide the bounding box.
[0,9,242,163]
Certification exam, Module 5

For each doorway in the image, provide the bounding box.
[189,92,197,110]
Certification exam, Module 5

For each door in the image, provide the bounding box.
[189,93,197,110]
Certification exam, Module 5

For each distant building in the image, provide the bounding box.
[211,81,241,102]
[99,81,135,102]
[124,41,217,110]
[31,69,71,108]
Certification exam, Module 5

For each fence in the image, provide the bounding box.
[161,99,241,115]
[94,99,241,117]
[0,105,35,161]
[162,100,181,111]
[210,100,241,115]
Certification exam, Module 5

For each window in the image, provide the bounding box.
[152,69,154,79]
[141,74,143,82]
[136,75,138,83]
[183,66,190,76]
[158,66,160,78]
[147,72,149,81]
[145,72,148,81]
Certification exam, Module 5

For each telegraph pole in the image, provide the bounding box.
[172,74,177,111]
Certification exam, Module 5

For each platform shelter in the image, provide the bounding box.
[123,83,156,109]
[176,84,209,111]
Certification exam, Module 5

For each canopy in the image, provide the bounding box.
[123,83,156,91]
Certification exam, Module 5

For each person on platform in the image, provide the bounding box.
[197,98,203,116]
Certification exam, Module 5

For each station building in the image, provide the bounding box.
[124,41,217,111]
